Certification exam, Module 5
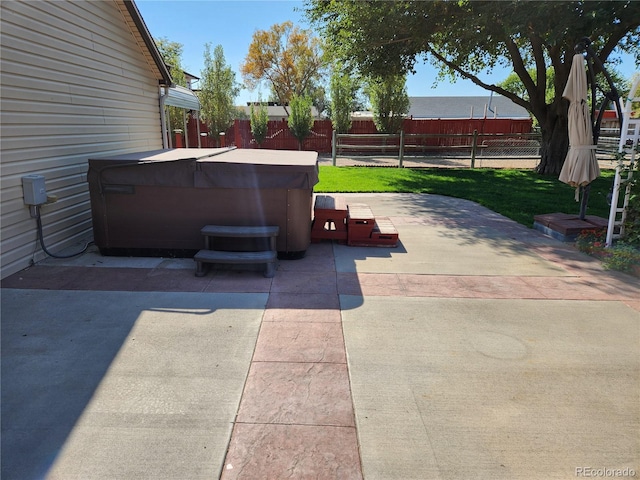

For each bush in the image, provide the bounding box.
[621,161,639,247]
[575,228,607,255]
[288,95,314,150]
[575,228,640,275]
[602,243,640,273]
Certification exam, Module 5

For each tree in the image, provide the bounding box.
[199,44,240,146]
[329,64,360,133]
[288,95,314,150]
[155,37,188,140]
[307,1,640,174]
[250,100,269,146]
[499,68,557,106]
[500,67,630,117]
[156,37,186,87]
[241,21,325,114]
[365,74,410,134]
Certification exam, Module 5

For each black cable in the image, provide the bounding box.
[35,205,94,258]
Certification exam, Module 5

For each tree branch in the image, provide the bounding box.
[426,46,530,111]
[503,35,537,103]
[529,34,547,104]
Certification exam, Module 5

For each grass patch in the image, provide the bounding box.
[315,166,615,227]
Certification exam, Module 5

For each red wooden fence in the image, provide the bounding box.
[186,117,533,153]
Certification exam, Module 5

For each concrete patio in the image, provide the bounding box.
[2,193,638,479]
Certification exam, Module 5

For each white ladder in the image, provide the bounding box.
[606,76,640,248]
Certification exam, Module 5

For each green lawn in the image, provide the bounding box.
[315,166,615,227]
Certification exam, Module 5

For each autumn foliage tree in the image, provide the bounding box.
[241,21,325,114]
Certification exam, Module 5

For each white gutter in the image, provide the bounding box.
[160,86,171,148]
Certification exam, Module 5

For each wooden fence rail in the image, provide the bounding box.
[333,131,541,167]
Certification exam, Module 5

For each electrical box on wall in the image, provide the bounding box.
[22,175,48,205]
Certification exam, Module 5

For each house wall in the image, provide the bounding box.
[0,0,164,279]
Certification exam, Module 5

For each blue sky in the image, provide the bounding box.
[136,0,638,106]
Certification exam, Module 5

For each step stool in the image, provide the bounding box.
[347,203,376,244]
[348,217,399,247]
[194,225,279,278]
[311,195,348,242]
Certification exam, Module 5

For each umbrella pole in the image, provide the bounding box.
[579,184,591,220]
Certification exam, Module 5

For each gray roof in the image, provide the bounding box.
[408,95,530,119]
[237,105,320,119]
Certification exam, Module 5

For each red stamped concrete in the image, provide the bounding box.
[254,322,346,363]
[221,424,362,480]
[221,239,362,479]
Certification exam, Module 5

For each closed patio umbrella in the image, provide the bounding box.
[559,53,600,210]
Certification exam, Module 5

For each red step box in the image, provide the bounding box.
[311,195,348,242]
[347,203,375,243]
[348,216,399,247]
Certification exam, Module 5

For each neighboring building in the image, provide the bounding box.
[0,0,197,279]
[350,96,531,121]
[183,71,200,90]
[408,95,531,119]
[237,102,321,121]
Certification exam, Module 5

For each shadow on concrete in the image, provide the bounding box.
[1,289,264,480]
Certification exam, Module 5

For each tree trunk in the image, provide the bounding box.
[535,102,569,176]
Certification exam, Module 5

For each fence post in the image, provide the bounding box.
[332,130,337,166]
[234,120,242,148]
[398,130,405,168]
[470,129,478,168]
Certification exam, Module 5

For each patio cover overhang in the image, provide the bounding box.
[160,85,201,148]
[164,85,200,111]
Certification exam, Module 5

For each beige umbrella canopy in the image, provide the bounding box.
[559,53,600,201]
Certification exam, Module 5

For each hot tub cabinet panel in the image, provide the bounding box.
[88,148,319,255]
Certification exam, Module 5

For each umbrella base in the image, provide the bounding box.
[533,212,608,242]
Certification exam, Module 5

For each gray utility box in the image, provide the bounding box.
[22,174,47,205]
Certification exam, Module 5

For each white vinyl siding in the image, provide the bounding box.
[0,0,164,279]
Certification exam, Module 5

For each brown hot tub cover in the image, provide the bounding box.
[88,148,319,255]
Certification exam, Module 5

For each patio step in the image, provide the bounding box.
[347,203,376,243]
[348,216,399,247]
[195,224,279,277]
[311,195,348,243]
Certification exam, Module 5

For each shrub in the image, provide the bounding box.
[602,243,640,273]
[575,228,607,255]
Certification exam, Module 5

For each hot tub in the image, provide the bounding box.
[87,148,319,257]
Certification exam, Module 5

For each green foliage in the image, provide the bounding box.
[155,37,186,87]
[575,228,640,274]
[365,74,409,134]
[621,156,640,247]
[498,68,557,106]
[306,0,640,174]
[155,37,188,137]
[250,100,269,146]
[624,191,640,246]
[199,44,240,145]
[575,229,607,254]
[602,243,640,273]
[288,95,314,149]
[329,65,360,133]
